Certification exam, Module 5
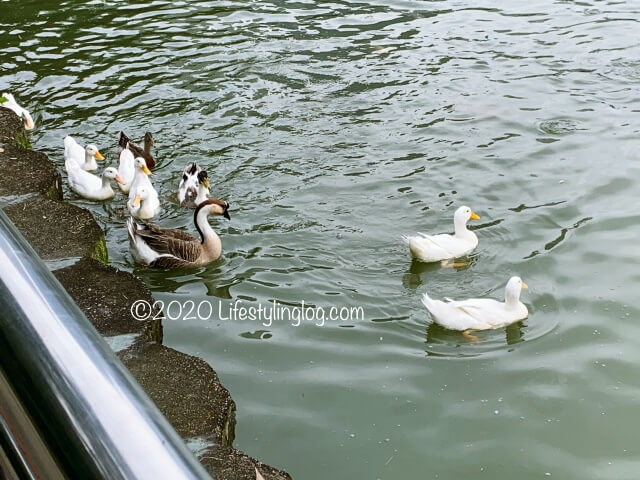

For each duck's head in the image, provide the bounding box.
[144,131,154,146]
[134,156,151,175]
[85,144,105,161]
[455,205,480,224]
[197,170,210,189]
[198,197,230,220]
[132,186,150,206]
[505,276,528,303]
[103,167,125,184]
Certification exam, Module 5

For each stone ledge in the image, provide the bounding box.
[118,342,236,446]
[198,445,292,480]
[3,196,107,263]
[0,108,62,201]
[54,257,162,344]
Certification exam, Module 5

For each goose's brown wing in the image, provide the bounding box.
[143,223,195,242]
[136,225,201,262]
[149,256,193,269]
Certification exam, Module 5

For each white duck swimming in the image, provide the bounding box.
[128,157,160,212]
[178,162,201,206]
[403,205,480,263]
[422,276,529,334]
[65,159,124,201]
[64,135,104,171]
[127,185,158,220]
[1,92,35,130]
[118,148,135,193]
[127,197,230,268]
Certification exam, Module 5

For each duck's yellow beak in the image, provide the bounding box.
[142,165,152,175]
[203,178,210,189]
[470,211,480,220]
[114,174,125,185]
[24,117,35,130]
[521,282,528,290]
[94,151,105,161]
[132,194,141,207]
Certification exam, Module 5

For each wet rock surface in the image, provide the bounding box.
[3,196,107,263]
[198,445,292,480]
[0,108,62,201]
[54,257,162,344]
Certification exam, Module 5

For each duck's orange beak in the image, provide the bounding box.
[142,165,151,175]
[132,194,141,207]
[470,212,480,220]
[114,174,125,185]
[94,151,105,161]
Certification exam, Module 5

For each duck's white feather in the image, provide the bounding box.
[2,92,34,130]
[118,149,136,193]
[404,206,479,263]
[422,277,529,331]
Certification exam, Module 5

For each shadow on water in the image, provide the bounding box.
[423,319,527,357]
[402,255,478,290]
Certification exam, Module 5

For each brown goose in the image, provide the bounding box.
[118,131,156,169]
[127,198,230,268]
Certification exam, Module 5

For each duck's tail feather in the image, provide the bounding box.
[118,131,130,150]
[421,291,435,311]
[126,217,139,244]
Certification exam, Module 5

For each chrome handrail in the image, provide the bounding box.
[0,209,213,479]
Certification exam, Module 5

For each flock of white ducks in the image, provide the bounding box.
[3,92,530,341]
[59,128,230,267]
[404,206,529,336]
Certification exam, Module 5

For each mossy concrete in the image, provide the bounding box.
[54,258,163,344]
[0,108,62,201]
[3,196,108,264]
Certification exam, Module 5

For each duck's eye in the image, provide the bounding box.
[182,174,188,181]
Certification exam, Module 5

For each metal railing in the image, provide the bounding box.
[0,210,213,480]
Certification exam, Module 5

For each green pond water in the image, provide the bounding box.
[3,1,640,478]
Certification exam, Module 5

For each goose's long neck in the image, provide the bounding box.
[194,207,221,258]
[85,151,97,170]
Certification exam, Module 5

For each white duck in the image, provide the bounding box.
[127,185,158,220]
[63,135,104,171]
[65,159,124,201]
[127,197,230,268]
[403,205,480,263]
[422,276,529,334]
[1,92,35,130]
[128,157,160,212]
[118,148,135,193]
[178,162,201,206]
